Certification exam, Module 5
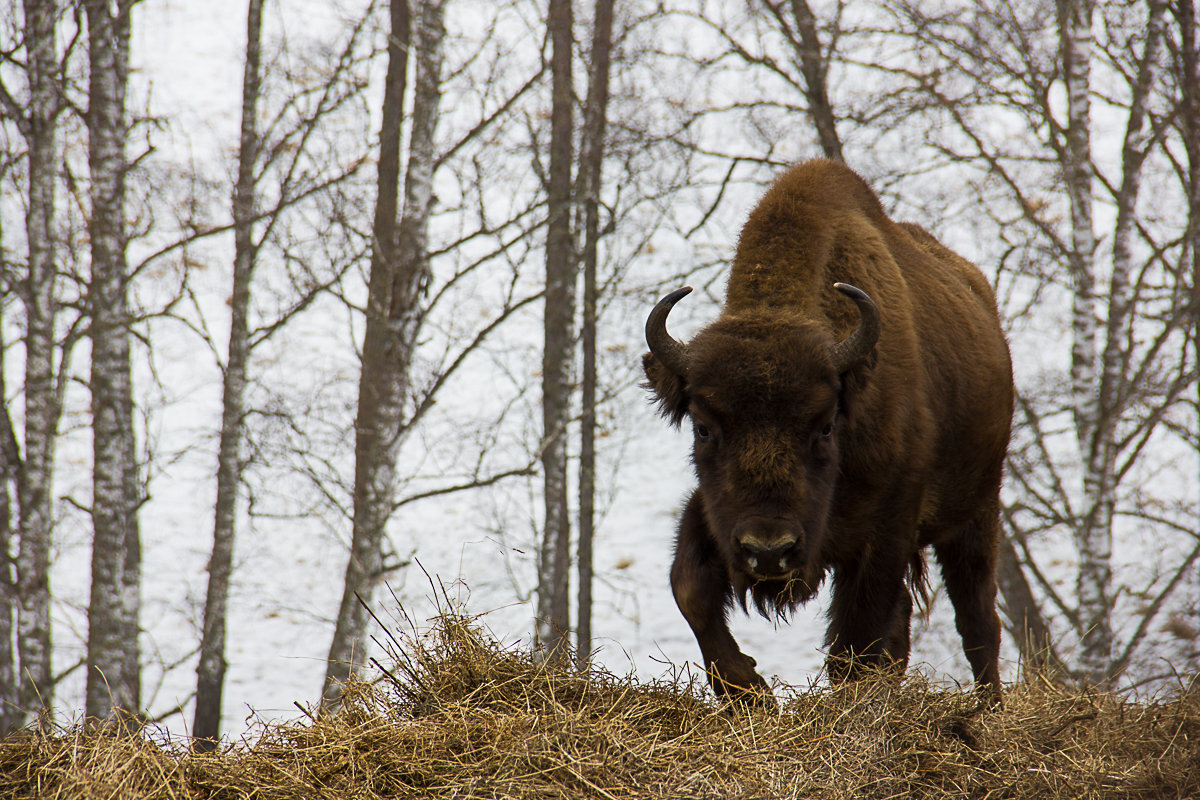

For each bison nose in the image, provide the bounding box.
[735,527,800,575]
[738,537,797,560]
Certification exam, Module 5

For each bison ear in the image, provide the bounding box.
[642,351,689,427]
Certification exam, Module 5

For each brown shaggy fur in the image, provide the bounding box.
[644,159,1013,702]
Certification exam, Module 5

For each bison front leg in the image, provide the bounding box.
[672,492,771,702]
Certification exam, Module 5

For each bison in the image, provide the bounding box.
[643,159,1013,702]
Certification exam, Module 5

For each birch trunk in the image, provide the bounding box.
[193,0,265,749]
[1093,0,1167,685]
[84,0,142,725]
[1061,0,1168,687]
[1057,0,1114,686]
[536,0,576,664]
[323,0,445,705]
[15,0,62,727]
[576,0,614,671]
[0,295,19,734]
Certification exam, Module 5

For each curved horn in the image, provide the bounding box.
[829,282,881,373]
[645,286,693,377]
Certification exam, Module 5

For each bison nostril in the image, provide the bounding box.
[737,535,799,567]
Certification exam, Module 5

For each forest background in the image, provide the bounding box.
[1,0,1198,746]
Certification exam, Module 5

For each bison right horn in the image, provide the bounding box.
[829,282,881,373]
[646,286,692,378]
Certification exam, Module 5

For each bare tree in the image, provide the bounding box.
[84,0,142,725]
[193,0,266,750]
[576,0,615,670]
[323,0,448,705]
[1176,0,1200,652]
[536,0,576,663]
[322,0,411,706]
[1057,0,1112,685]
[0,0,67,729]
[1083,0,1169,683]
[758,0,843,161]
[0,206,20,734]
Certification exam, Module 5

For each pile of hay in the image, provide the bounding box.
[2,613,1198,799]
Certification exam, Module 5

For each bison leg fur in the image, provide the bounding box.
[671,493,771,702]
[884,585,914,669]
[824,546,914,683]
[933,510,1003,702]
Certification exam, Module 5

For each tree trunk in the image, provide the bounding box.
[576,0,614,672]
[193,0,265,750]
[1090,0,1167,682]
[323,0,411,706]
[1057,0,1112,686]
[323,0,446,706]
[84,0,142,726]
[785,0,842,161]
[0,287,19,735]
[15,0,62,729]
[1178,0,1200,652]
[995,534,1066,679]
[576,0,619,671]
[1059,0,1167,687]
[536,0,576,664]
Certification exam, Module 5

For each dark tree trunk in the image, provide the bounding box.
[1177,0,1200,643]
[536,0,576,664]
[323,0,411,707]
[995,534,1066,679]
[324,0,445,706]
[193,0,265,751]
[84,0,141,727]
[786,0,842,161]
[576,0,614,671]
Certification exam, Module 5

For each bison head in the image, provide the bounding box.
[643,284,880,612]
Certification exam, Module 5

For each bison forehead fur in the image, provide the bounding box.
[643,159,1013,704]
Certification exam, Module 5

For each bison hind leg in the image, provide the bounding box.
[826,588,913,685]
[932,507,1002,699]
[884,587,914,669]
[824,553,916,684]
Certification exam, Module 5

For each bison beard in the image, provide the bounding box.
[643,159,1013,704]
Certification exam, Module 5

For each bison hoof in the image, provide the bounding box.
[708,664,773,707]
[975,681,1003,709]
[727,685,776,711]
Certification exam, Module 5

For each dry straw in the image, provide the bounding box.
[2,611,1198,799]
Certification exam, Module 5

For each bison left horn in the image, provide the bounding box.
[829,282,881,373]
[646,286,692,377]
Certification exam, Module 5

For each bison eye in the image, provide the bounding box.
[819,422,835,440]
[695,424,711,442]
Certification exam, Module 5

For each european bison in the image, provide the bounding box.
[643,159,1013,702]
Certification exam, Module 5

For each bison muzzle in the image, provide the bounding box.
[643,159,1013,703]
